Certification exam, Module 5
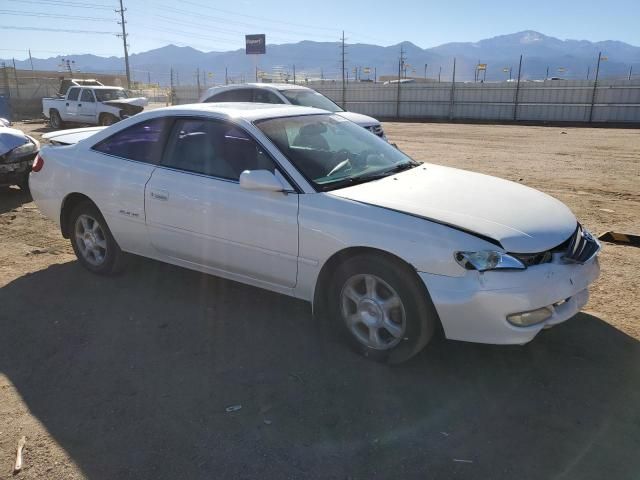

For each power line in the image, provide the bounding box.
[7,0,114,10]
[147,4,338,41]
[0,9,113,22]
[0,25,116,35]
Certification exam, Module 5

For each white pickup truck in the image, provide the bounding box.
[42,86,148,129]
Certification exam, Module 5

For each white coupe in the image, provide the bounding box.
[29,103,600,363]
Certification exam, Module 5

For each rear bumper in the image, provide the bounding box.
[418,256,600,345]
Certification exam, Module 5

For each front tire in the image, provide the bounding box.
[329,254,437,364]
[69,201,125,275]
[99,113,118,126]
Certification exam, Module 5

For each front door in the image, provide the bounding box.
[78,89,97,122]
[145,117,299,288]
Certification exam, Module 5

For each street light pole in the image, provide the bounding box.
[424,63,428,80]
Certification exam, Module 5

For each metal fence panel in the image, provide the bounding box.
[170,79,640,124]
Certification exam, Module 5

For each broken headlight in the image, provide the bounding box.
[5,140,38,163]
[454,250,526,272]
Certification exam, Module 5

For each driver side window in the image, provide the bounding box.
[162,118,276,181]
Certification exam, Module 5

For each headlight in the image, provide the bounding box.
[7,140,37,162]
[454,250,526,272]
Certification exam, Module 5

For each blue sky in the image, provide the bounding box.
[1,0,639,60]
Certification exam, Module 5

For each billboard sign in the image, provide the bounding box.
[245,34,266,55]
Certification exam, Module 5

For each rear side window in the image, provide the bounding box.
[67,88,80,101]
[92,117,171,164]
[205,89,252,102]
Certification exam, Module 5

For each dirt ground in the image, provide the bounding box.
[0,120,639,479]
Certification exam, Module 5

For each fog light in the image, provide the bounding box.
[507,307,553,327]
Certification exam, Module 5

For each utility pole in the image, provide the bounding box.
[628,66,633,81]
[513,54,523,121]
[11,58,20,98]
[116,0,131,89]
[169,67,174,105]
[374,67,377,83]
[396,44,405,118]
[587,65,590,80]
[225,67,228,85]
[28,49,34,72]
[293,64,296,84]
[449,57,456,120]
[424,63,428,81]
[589,51,603,122]
[341,30,347,108]
[438,65,441,83]
[1,62,10,98]
[255,65,258,82]
[196,67,201,97]
[545,66,549,79]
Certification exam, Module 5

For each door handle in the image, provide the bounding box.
[65,102,69,106]
[150,189,169,201]
[78,103,82,107]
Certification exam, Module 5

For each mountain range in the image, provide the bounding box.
[5,31,640,86]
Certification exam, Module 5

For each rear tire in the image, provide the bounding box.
[329,254,437,364]
[49,109,64,129]
[68,201,125,275]
[99,113,118,126]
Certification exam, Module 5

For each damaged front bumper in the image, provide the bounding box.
[0,156,34,186]
[419,254,600,345]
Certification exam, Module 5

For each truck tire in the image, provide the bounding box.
[99,113,119,126]
[49,109,64,129]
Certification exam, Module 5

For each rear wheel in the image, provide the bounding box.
[330,254,437,364]
[49,109,64,129]
[69,201,125,275]
[99,113,118,126]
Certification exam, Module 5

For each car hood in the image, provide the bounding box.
[330,163,577,253]
[103,97,148,107]
[43,126,106,145]
[335,111,380,128]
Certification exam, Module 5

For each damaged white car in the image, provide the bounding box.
[29,104,600,363]
[0,120,39,191]
[43,86,148,128]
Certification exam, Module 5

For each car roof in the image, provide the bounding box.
[70,85,124,90]
[144,102,328,122]
[203,83,311,94]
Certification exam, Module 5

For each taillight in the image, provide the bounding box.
[32,154,44,172]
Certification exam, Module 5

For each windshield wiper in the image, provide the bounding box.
[358,161,418,180]
[320,162,418,191]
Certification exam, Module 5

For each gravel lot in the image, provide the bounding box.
[1,119,639,479]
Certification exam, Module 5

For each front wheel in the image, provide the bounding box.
[69,201,125,275]
[330,254,437,364]
[99,114,118,126]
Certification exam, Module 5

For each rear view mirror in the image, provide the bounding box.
[239,170,284,192]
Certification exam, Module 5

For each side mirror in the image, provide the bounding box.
[239,170,284,192]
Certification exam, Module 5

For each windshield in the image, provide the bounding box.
[278,89,344,112]
[94,89,128,102]
[256,114,416,191]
